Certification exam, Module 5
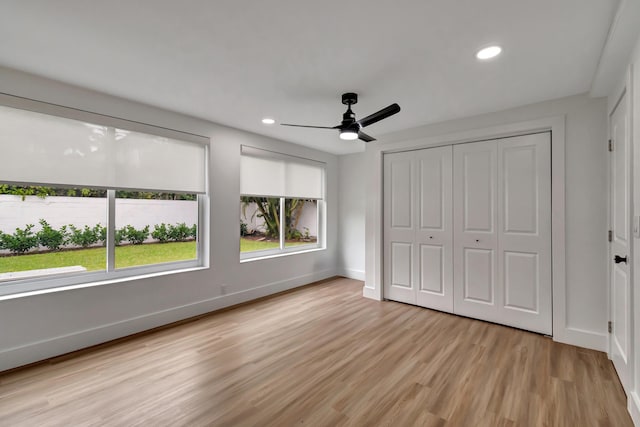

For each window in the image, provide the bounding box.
[0,185,108,278]
[114,191,198,269]
[0,100,208,297]
[240,146,324,259]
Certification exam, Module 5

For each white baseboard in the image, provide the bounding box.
[0,268,336,372]
[337,268,365,281]
[362,286,380,300]
[554,326,608,352]
[629,391,640,426]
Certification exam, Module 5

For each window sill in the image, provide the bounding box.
[0,265,209,302]
[240,247,325,263]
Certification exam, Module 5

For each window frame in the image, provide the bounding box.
[0,93,209,298]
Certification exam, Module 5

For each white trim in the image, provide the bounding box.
[629,391,640,426]
[363,286,378,300]
[365,117,570,343]
[0,258,203,298]
[0,268,337,372]
[0,266,208,302]
[556,327,608,352]
[240,246,324,263]
[338,268,365,281]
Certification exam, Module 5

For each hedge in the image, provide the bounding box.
[0,220,197,255]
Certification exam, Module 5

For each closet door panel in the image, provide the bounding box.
[415,146,453,312]
[453,141,500,322]
[498,133,551,334]
[420,244,444,294]
[384,151,416,305]
[463,248,495,304]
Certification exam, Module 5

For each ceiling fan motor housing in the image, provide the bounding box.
[341,92,358,106]
[341,93,358,125]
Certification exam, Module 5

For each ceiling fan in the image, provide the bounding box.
[281,93,400,142]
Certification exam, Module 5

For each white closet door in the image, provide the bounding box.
[497,133,551,334]
[384,146,454,311]
[453,141,500,322]
[384,150,417,305]
[453,133,551,334]
[415,146,453,312]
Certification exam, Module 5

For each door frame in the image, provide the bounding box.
[364,116,591,347]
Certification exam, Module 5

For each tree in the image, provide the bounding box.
[240,197,309,240]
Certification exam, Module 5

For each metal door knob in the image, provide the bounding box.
[614,255,628,264]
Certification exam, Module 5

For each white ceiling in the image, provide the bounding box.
[0,0,619,154]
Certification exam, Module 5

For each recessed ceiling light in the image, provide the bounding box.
[476,46,502,60]
[261,118,275,125]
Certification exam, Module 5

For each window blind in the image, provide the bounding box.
[0,105,207,193]
[240,146,324,199]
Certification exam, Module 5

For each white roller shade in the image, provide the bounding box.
[113,129,206,193]
[240,146,324,199]
[0,105,111,188]
[0,105,207,193]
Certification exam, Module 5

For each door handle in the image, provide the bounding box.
[614,255,628,264]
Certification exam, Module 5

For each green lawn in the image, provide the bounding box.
[1,238,319,273]
[240,239,280,252]
[239,238,316,253]
[0,241,197,273]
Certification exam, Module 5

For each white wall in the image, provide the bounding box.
[337,153,366,280]
[0,66,339,371]
[355,94,608,352]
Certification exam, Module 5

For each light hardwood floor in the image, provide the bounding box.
[0,277,633,426]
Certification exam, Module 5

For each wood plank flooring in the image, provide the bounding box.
[0,278,633,426]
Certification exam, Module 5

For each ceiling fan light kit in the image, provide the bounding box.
[281,92,400,143]
[339,129,359,140]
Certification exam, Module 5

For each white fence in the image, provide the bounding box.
[0,195,197,235]
[0,196,317,239]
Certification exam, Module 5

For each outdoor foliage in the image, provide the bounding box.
[37,219,67,251]
[168,223,191,242]
[240,197,311,240]
[0,224,39,254]
[123,225,149,245]
[115,228,126,246]
[152,223,171,243]
[0,220,197,255]
[152,223,197,243]
[0,185,52,201]
[0,185,196,201]
[95,224,107,245]
[68,225,102,248]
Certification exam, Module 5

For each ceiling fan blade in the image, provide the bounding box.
[280,123,338,129]
[358,103,401,128]
[358,131,376,142]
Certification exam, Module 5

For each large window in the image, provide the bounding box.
[0,99,208,297]
[239,146,324,259]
